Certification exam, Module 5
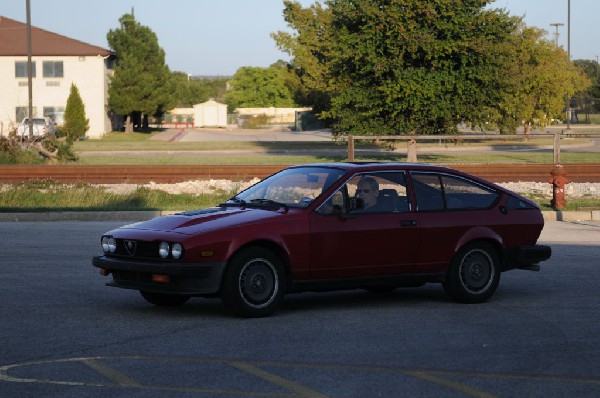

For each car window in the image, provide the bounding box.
[505,196,537,210]
[318,171,409,215]
[234,166,345,208]
[412,172,499,211]
[441,175,499,209]
[412,173,445,211]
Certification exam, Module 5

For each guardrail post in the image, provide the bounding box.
[407,138,417,162]
[553,133,561,164]
[348,135,355,161]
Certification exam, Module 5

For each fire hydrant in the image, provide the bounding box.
[548,164,569,210]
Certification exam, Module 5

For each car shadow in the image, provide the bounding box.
[282,286,450,314]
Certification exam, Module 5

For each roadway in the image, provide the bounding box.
[0,220,599,397]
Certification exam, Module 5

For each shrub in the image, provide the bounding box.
[64,83,90,142]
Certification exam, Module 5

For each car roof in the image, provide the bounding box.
[291,162,511,195]
[293,162,457,173]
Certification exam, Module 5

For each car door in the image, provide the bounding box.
[308,171,420,279]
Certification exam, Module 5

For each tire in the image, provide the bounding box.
[140,291,190,307]
[443,243,500,304]
[221,247,285,318]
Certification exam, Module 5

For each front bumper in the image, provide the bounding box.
[502,244,552,271]
[92,255,226,295]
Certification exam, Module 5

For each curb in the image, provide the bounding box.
[0,211,179,222]
[0,210,598,222]
[542,210,600,222]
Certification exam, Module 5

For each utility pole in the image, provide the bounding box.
[26,0,33,139]
[566,0,572,131]
[550,22,564,46]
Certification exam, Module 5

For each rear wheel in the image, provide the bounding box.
[443,243,500,303]
[140,291,190,306]
[221,247,285,318]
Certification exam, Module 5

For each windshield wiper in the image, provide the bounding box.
[219,196,247,208]
[249,199,289,212]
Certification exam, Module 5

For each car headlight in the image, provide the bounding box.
[171,243,183,259]
[159,242,170,259]
[101,236,116,253]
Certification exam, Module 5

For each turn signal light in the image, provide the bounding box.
[99,268,109,276]
[152,274,170,283]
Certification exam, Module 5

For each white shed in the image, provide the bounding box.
[193,100,227,128]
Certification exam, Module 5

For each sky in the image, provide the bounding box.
[2,0,599,76]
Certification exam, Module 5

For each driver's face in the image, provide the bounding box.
[356,183,378,207]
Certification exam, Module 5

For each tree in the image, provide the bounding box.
[225,66,295,110]
[275,0,523,135]
[490,25,590,133]
[64,83,89,142]
[107,12,174,132]
[272,1,333,115]
[274,0,591,137]
[170,72,229,108]
[573,59,600,115]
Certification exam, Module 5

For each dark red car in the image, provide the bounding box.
[93,163,551,317]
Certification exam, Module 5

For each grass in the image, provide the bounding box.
[0,180,233,212]
[75,150,599,165]
[71,133,598,165]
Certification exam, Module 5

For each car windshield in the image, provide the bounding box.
[228,166,346,208]
[24,118,47,124]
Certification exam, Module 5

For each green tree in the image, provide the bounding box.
[64,83,89,142]
[491,25,591,133]
[574,59,600,98]
[272,1,333,115]
[275,0,523,135]
[573,59,600,115]
[170,72,229,108]
[225,66,295,110]
[107,13,174,132]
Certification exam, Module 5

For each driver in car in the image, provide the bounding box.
[356,176,384,212]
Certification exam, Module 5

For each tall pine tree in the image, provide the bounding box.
[64,83,89,142]
[107,12,174,133]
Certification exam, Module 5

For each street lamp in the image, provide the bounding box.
[550,22,564,46]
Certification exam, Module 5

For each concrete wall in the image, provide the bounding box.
[236,107,311,124]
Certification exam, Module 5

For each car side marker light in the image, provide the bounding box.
[152,274,170,283]
[99,268,109,276]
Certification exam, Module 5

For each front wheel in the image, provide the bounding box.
[221,247,285,318]
[140,291,190,307]
[443,243,500,303]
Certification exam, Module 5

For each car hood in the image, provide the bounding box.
[118,206,294,236]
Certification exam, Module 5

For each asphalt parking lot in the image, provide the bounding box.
[0,220,599,397]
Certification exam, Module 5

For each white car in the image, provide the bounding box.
[16,117,56,138]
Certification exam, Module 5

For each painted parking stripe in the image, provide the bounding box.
[81,358,142,387]
[229,361,329,398]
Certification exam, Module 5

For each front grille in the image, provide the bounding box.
[114,239,160,259]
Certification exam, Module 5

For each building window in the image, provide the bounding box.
[43,61,64,78]
[44,107,65,125]
[15,61,36,78]
[16,107,37,121]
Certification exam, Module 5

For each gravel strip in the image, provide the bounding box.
[97,180,600,198]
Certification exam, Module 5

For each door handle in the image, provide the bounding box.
[399,220,417,227]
